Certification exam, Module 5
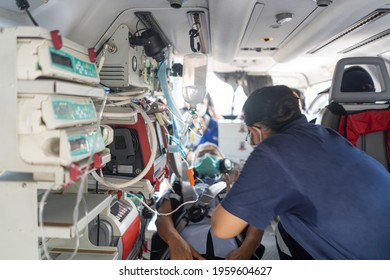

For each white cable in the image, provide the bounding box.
[116,88,149,96]
[161,112,172,125]
[187,125,203,138]
[106,96,133,101]
[98,57,106,73]
[107,99,133,107]
[94,96,194,215]
[38,179,87,260]
[38,94,108,260]
[155,112,165,126]
[102,90,149,107]
[38,183,57,260]
[95,90,149,108]
[70,173,89,260]
[66,94,108,260]
[53,94,107,260]
[104,95,139,102]
[97,44,109,73]
[91,102,157,189]
[127,192,198,217]
[180,150,190,169]
[167,107,203,138]
[167,107,187,126]
[100,112,137,119]
[163,126,190,167]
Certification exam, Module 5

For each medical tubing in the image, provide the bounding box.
[167,107,203,139]
[102,92,150,110]
[163,126,188,163]
[69,93,108,259]
[187,168,195,186]
[97,44,109,73]
[107,89,149,99]
[127,191,198,217]
[155,112,166,126]
[157,60,184,137]
[160,112,172,125]
[38,183,57,260]
[100,111,136,119]
[166,107,201,158]
[38,94,108,260]
[91,102,157,189]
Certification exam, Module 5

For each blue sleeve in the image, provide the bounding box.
[200,118,218,145]
[220,145,305,230]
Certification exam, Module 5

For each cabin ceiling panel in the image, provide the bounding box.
[0,0,47,13]
[273,0,390,62]
[93,7,210,57]
[239,1,318,51]
[307,7,390,56]
[2,0,390,85]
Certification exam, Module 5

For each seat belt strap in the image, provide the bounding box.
[197,181,226,208]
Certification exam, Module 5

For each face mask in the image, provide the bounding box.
[248,126,263,147]
[250,133,257,148]
[194,154,220,177]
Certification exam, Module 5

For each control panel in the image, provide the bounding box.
[16,27,99,84]
[1,27,109,186]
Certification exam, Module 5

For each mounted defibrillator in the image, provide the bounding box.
[93,97,170,202]
[88,21,174,261]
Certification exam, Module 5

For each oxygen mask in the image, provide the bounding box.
[194,154,220,177]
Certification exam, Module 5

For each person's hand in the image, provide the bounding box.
[224,246,253,260]
[199,116,207,134]
[225,226,263,260]
[189,244,206,260]
[224,168,240,192]
[168,238,205,260]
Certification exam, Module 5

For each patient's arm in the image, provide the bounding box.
[155,199,205,260]
[224,225,264,260]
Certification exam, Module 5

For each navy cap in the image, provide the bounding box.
[243,85,301,129]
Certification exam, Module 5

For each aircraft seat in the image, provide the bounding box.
[316,57,390,171]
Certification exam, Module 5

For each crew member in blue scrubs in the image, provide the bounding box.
[211,85,390,259]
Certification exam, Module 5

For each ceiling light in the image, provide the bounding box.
[168,0,183,9]
[275,13,293,25]
[314,0,333,7]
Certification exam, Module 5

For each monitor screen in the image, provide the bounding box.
[114,135,127,150]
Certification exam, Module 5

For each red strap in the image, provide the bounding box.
[338,110,390,161]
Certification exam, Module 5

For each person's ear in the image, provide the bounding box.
[248,126,263,144]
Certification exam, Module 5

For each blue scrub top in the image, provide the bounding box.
[221,116,390,259]
[200,116,218,146]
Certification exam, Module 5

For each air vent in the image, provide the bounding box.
[308,9,390,54]
[134,12,171,47]
[340,28,390,53]
[241,47,278,52]
[100,65,126,86]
